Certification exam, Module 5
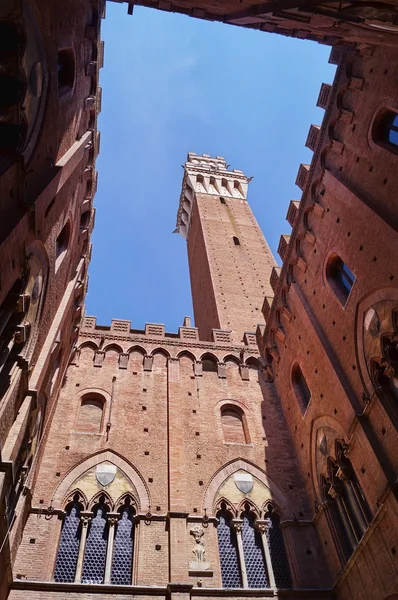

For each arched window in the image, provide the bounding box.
[233,236,240,246]
[111,499,135,585]
[202,354,217,373]
[54,496,82,582]
[292,364,311,413]
[322,443,371,563]
[55,221,71,271]
[216,506,241,588]
[221,406,247,444]
[264,507,291,589]
[326,254,355,305]
[374,110,398,151]
[76,394,104,433]
[81,496,109,584]
[241,509,268,588]
[57,48,75,96]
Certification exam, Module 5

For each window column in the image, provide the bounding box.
[328,485,357,549]
[232,520,248,587]
[104,514,119,584]
[255,521,276,588]
[336,468,368,536]
[74,513,92,582]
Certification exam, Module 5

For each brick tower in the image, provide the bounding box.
[176,153,276,343]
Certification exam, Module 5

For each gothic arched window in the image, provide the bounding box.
[81,496,109,584]
[54,496,82,583]
[241,510,268,588]
[216,506,241,588]
[221,406,247,444]
[111,499,135,585]
[322,443,371,563]
[264,507,292,589]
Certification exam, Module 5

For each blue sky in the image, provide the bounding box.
[86,2,336,332]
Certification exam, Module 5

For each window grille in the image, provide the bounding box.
[217,511,241,588]
[81,500,109,584]
[54,501,81,582]
[111,505,134,584]
[241,513,268,588]
[265,513,291,589]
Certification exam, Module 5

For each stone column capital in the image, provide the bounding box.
[231,519,243,534]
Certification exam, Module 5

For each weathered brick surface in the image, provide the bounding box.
[263,45,398,599]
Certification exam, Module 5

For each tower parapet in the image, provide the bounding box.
[176,152,250,239]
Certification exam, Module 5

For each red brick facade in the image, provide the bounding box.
[1,2,398,600]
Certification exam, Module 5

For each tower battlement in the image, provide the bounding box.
[176,153,250,239]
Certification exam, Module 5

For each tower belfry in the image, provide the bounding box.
[176,152,276,343]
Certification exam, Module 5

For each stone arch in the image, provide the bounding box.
[223,354,240,365]
[310,415,348,503]
[63,488,88,511]
[151,348,170,368]
[355,286,398,396]
[89,490,113,511]
[201,352,218,373]
[214,497,237,518]
[78,341,99,362]
[245,357,262,370]
[203,458,288,516]
[103,343,123,354]
[237,497,260,518]
[151,348,170,358]
[262,499,284,518]
[52,450,150,511]
[177,350,196,362]
[114,492,138,513]
[127,345,146,355]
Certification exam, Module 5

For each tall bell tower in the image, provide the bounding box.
[176,153,276,343]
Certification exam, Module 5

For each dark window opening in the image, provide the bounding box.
[58,49,75,96]
[220,197,226,204]
[202,354,217,372]
[80,210,91,229]
[326,254,355,305]
[375,110,398,151]
[292,363,311,413]
[233,236,240,246]
[56,222,71,270]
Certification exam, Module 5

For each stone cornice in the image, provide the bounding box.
[78,330,260,355]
